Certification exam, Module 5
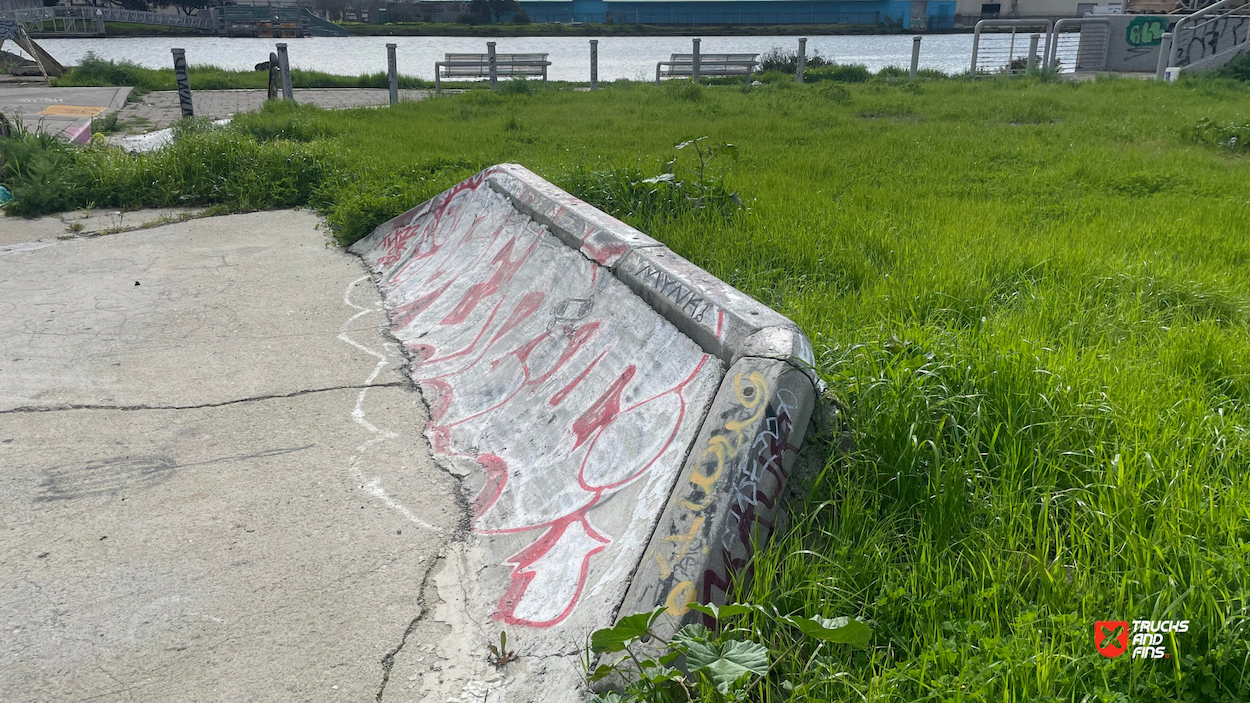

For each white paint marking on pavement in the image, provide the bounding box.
[340,275,442,533]
[0,241,61,257]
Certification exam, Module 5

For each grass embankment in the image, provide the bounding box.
[4,72,1250,701]
[51,55,434,96]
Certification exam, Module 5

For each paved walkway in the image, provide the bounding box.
[0,211,462,702]
[0,85,131,141]
[116,88,432,131]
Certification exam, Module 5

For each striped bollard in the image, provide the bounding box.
[590,39,598,90]
[170,48,193,118]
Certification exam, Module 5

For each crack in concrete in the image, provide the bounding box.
[357,266,474,537]
[0,382,406,415]
[376,552,445,702]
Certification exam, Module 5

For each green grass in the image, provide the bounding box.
[51,54,433,96]
[5,73,1250,701]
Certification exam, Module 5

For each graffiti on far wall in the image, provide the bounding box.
[1126,17,1166,47]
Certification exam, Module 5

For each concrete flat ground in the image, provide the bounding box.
[0,211,462,702]
[0,85,131,140]
[115,88,432,131]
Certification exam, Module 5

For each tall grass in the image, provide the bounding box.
[52,54,433,95]
[4,76,1250,700]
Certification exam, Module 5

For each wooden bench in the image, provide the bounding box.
[435,52,550,91]
[655,53,759,85]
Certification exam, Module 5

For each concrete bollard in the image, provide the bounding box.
[170,48,193,118]
[797,37,807,83]
[692,37,701,84]
[910,35,921,81]
[276,43,293,100]
[386,43,398,105]
[590,39,598,90]
[1156,32,1172,81]
[1027,33,1040,72]
[488,41,497,90]
[266,51,280,100]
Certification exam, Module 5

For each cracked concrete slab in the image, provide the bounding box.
[0,210,407,410]
[0,211,464,702]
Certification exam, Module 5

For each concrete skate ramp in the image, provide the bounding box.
[350,164,818,700]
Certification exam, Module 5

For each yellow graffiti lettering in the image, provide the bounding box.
[683,371,772,508]
[665,581,697,617]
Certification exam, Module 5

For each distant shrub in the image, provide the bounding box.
[511,9,530,23]
[759,46,831,73]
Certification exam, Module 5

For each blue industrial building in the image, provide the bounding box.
[517,0,956,29]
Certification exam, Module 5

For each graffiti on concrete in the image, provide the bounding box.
[0,20,19,41]
[1176,15,1250,65]
[627,257,715,323]
[652,370,799,617]
[364,168,722,628]
[1126,17,1166,47]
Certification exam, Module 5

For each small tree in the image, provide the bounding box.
[486,0,520,22]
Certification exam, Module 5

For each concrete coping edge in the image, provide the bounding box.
[482,163,820,388]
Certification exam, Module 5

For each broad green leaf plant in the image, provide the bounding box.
[585,602,870,702]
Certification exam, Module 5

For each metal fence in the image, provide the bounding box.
[1049,17,1110,72]
[971,19,1054,74]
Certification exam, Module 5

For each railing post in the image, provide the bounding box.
[797,37,807,83]
[910,35,921,80]
[386,43,398,105]
[170,48,194,118]
[1027,33,1040,72]
[590,39,598,90]
[1156,31,1172,81]
[488,41,497,90]
[276,42,293,100]
[971,21,983,74]
[692,38,701,83]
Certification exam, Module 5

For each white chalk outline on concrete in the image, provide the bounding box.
[340,274,442,533]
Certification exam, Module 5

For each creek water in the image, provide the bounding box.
[35,34,977,81]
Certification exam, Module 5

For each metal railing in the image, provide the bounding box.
[1048,17,1112,72]
[0,6,211,31]
[971,19,1054,74]
[1167,0,1250,67]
